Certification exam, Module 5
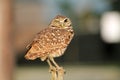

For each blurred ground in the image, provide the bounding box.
[14,64,120,80]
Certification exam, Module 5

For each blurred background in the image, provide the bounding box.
[0,0,120,80]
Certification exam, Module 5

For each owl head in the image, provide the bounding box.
[50,15,72,29]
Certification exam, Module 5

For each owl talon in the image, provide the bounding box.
[57,67,65,74]
[56,67,65,80]
[49,66,57,73]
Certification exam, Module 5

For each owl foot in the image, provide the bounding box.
[57,67,65,74]
[49,66,57,80]
[57,67,65,80]
[47,58,65,80]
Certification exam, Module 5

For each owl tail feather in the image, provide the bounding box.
[25,45,47,61]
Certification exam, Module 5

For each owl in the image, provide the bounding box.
[25,15,74,68]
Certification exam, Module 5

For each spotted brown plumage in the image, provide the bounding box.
[25,15,74,61]
[25,15,74,79]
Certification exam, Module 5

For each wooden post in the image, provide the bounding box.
[0,0,14,80]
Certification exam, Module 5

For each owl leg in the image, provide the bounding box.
[47,59,53,69]
[50,57,65,80]
[47,59,57,80]
[49,57,59,68]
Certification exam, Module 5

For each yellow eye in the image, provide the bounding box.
[64,19,68,23]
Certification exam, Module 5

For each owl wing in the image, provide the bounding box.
[26,28,48,49]
[25,28,50,59]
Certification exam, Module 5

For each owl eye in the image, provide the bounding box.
[64,19,68,22]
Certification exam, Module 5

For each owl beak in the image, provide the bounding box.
[60,23,64,28]
[59,21,65,28]
[61,24,64,28]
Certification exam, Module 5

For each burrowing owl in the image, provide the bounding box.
[25,15,74,70]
